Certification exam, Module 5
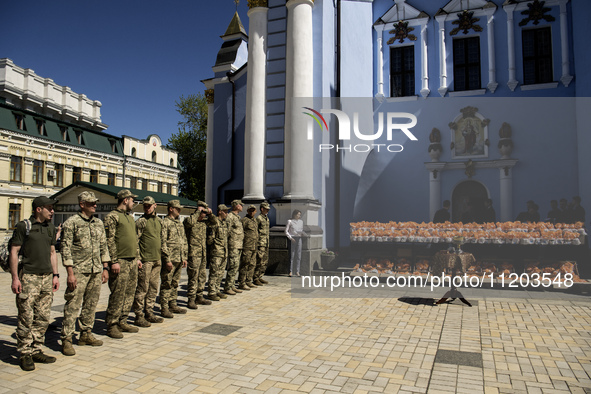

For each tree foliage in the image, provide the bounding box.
[167,93,208,201]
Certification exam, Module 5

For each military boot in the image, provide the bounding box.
[238,283,251,291]
[224,288,236,295]
[62,338,76,356]
[106,325,124,339]
[233,287,243,293]
[253,279,264,286]
[160,307,174,318]
[119,322,139,333]
[19,354,35,371]
[217,292,228,299]
[187,298,198,309]
[208,294,221,301]
[196,295,212,305]
[146,312,164,323]
[246,281,258,288]
[133,315,151,328]
[169,302,187,314]
[78,331,103,346]
[259,278,269,284]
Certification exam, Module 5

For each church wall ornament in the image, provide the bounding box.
[449,106,490,159]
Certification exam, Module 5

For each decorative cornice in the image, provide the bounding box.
[248,0,268,8]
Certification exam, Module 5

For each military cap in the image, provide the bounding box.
[78,191,99,203]
[247,204,257,211]
[117,189,138,200]
[218,204,230,212]
[143,196,156,205]
[231,199,243,207]
[33,196,58,209]
[168,199,182,209]
[197,200,208,208]
[260,201,271,209]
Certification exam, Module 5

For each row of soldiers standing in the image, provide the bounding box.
[59,189,270,356]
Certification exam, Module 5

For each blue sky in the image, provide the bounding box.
[2,1,249,144]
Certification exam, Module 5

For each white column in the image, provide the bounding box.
[205,89,214,206]
[504,4,518,91]
[436,16,448,97]
[243,5,268,201]
[499,166,513,222]
[429,170,441,222]
[283,0,315,200]
[375,25,385,98]
[559,0,573,87]
[420,21,430,97]
[486,12,498,93]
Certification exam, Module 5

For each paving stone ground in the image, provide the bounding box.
[1,264,590,393]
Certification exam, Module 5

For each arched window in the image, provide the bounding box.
[131,147,137,157]
[152,151,157,162]
[170,158,174,167]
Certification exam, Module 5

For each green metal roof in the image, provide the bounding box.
[51,181,197,207]
[222,11,247,38]
[0,102,124,156]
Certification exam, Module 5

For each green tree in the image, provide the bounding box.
[167,93,208,201]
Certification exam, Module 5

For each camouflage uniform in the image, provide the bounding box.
[239,208,258,287]
[254,208,270,282]
[225,209,244,291]
[104,207,139,329]
[61,210,110,341]
[133,212,162,319]
[12,197,58,362]
[206,210,228,297]
[160,214,188,308]
[184,204,210,301]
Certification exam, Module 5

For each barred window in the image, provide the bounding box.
[390,46,415,97]
[523,27,553,85]
[453,37,481,91]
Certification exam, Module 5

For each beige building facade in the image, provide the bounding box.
[0,58,180,239]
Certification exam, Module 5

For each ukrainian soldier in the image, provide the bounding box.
[133,196,164,326]
[104,189,142,339]
[253,201,271,286]
[60,191,110,356]
[10,196,60,371]
[224,200,244,295]
[183,201,213,309]
[238,205,258,290]
[206,204,230,301]
[160,200,188,317]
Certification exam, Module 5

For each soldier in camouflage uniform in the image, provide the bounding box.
[224,200,244,295]
[183,201,213,309]
[133,196,164,326]
[238,205,258,290]
[60,191,110,356]
[206,204,230,301]
[10,196,60,371]
[160,199,189,317]
[104,189,142,339]
[253,202,271,285]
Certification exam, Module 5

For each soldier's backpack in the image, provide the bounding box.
[0,219,31,273]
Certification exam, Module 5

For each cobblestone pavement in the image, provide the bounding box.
[1,265,590,393]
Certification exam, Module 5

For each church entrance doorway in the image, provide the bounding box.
[451,180,488,223]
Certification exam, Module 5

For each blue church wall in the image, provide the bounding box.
[211,72,247,208]
[371,0,579,100]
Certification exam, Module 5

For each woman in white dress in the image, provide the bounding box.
[285,210,304,277]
